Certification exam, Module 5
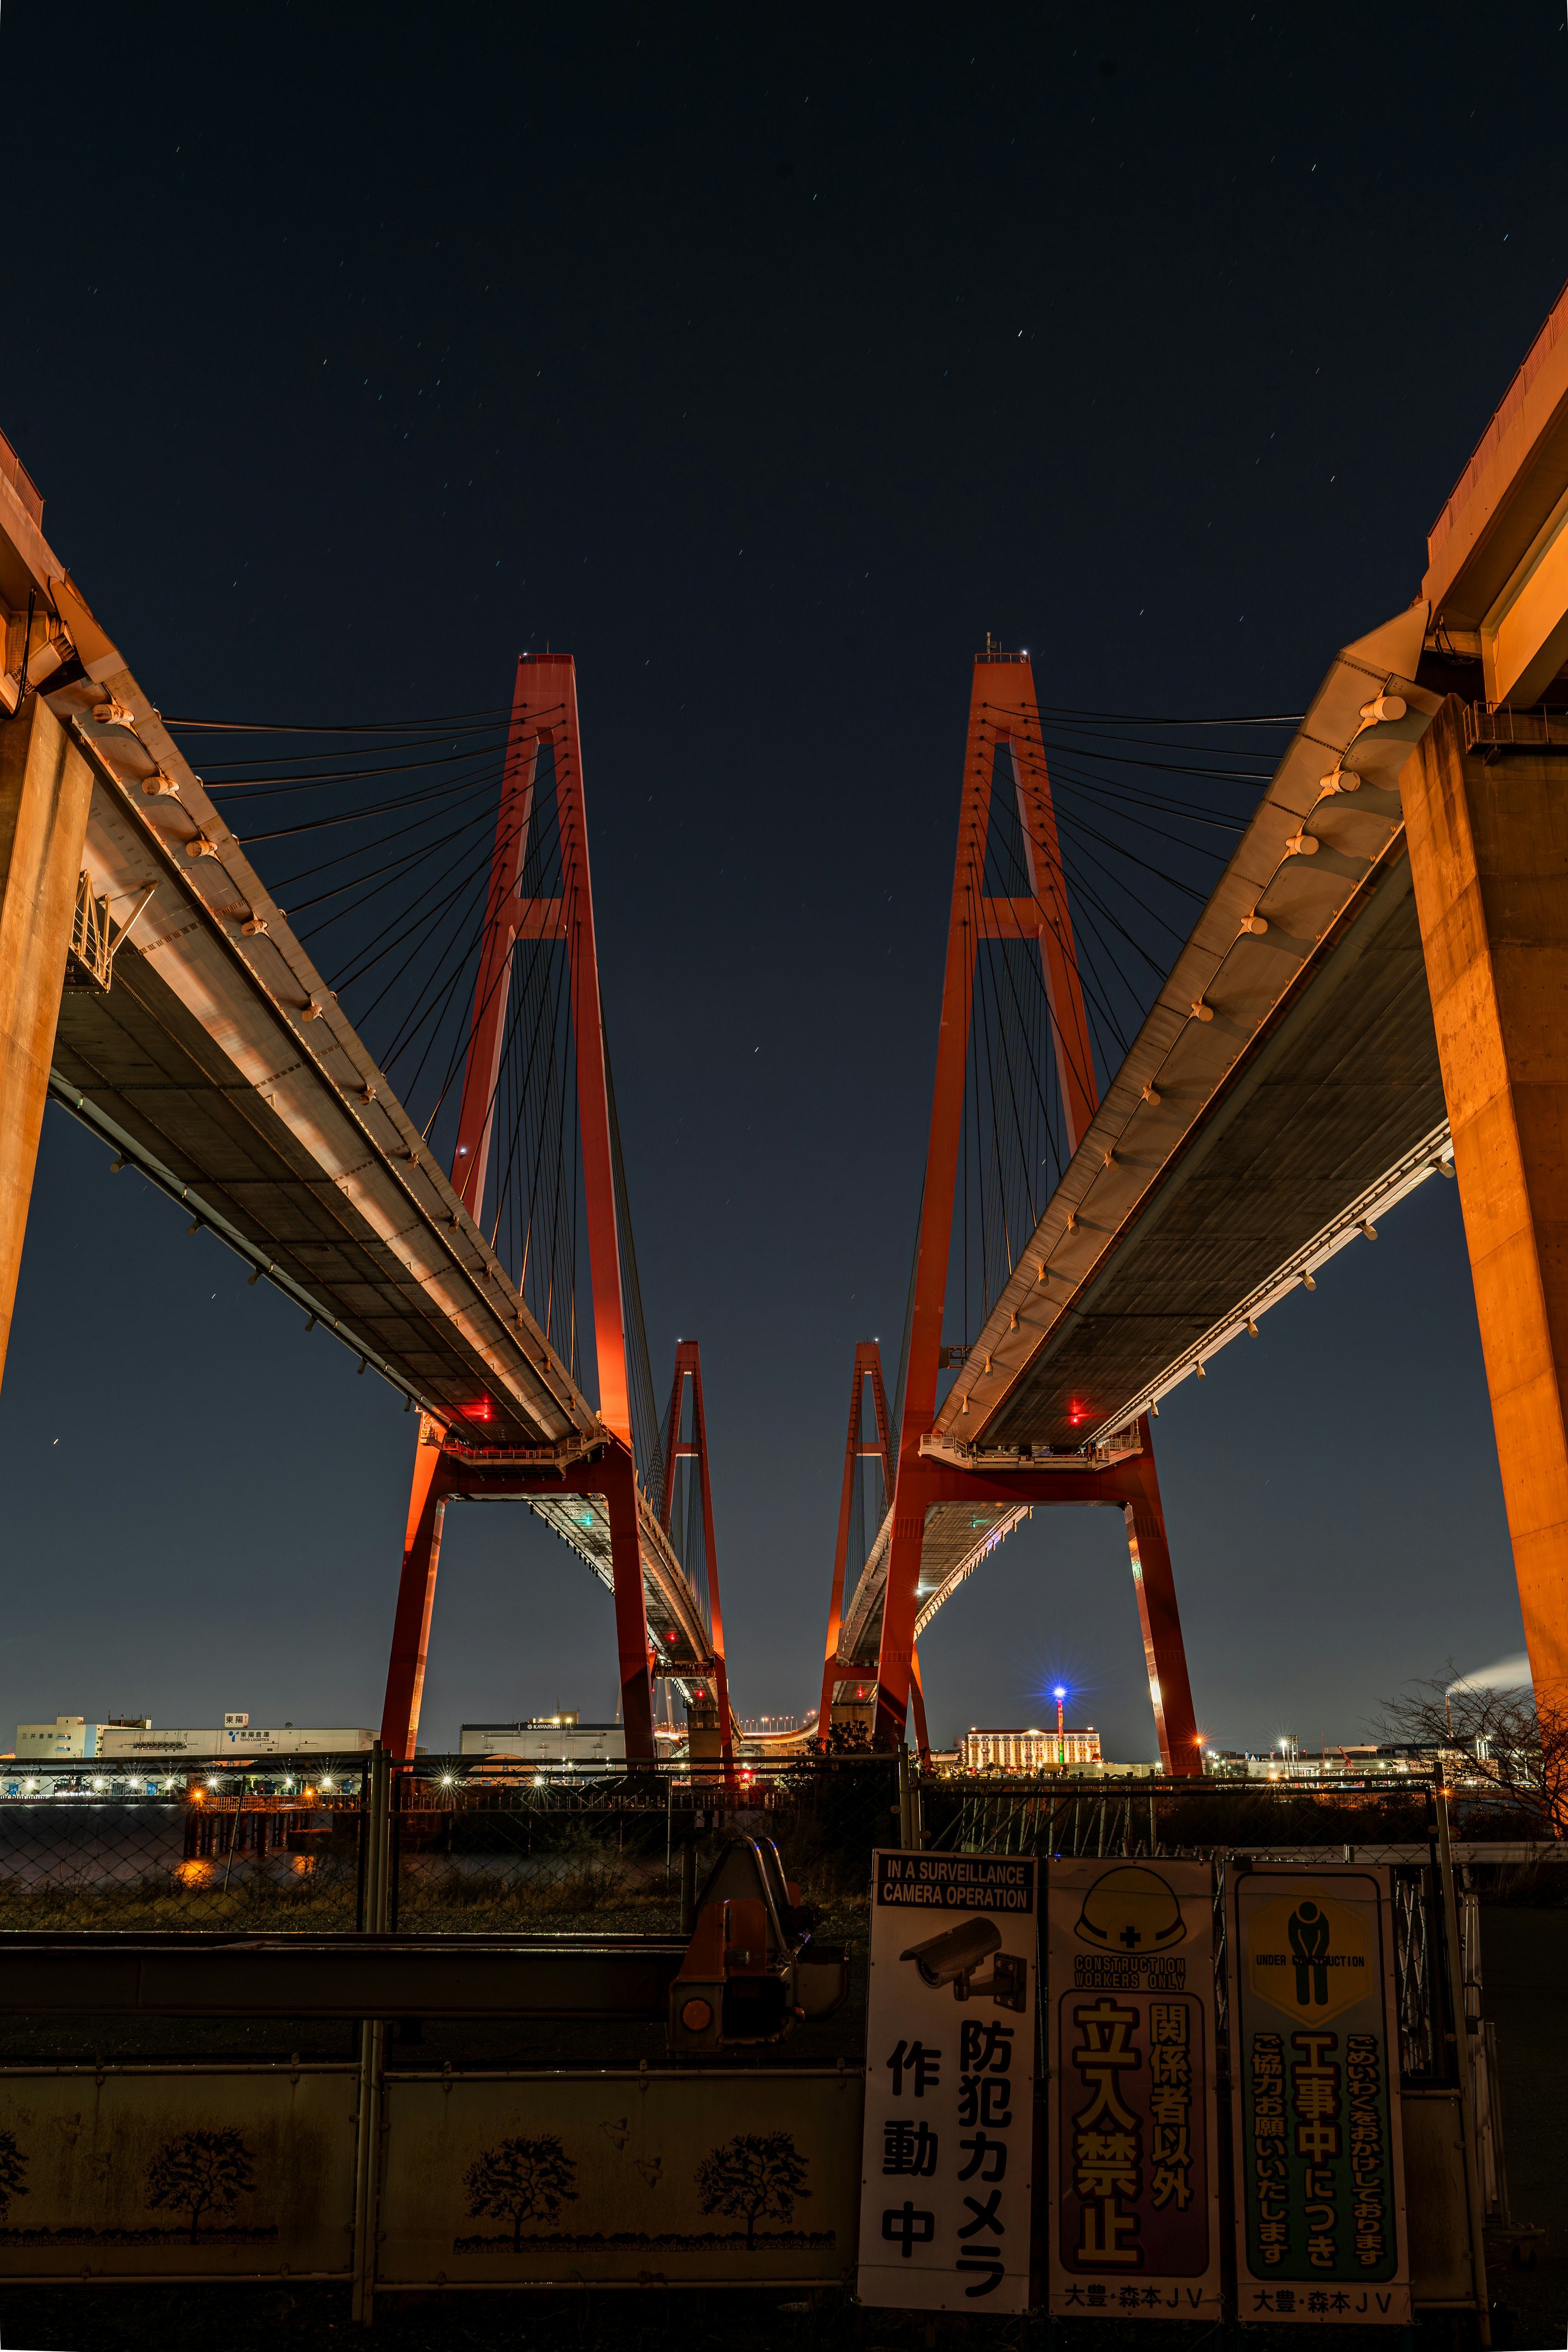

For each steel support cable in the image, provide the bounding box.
[890,1172,924,1458]
[986,724,1254,833]
[1048,846,1168,1009]
[451,802,583,1172]
[489,899,579,1285]
[164,703,530,735]
[1043,768,1249,842]
[203,736,514,790]
[993,914,1065,1195]
[1050,822,1199,961]
[317,828,500,1001]
[1045,874,1142,1047]
[280,798,503,926]
[969,884,1009,1308]
[1015,769,1210,921]
[238,762,509,845]
[567,1020,582,1382]
[523,882,581,1371]
[988,920,1046,1293]
[411,828,571,1166]
[433,884,543,1235]
[1000,831,1134,1082]
[1037,743,1276,785]
[971,891,1032,1293]
[500,921,573,1280]
[265,776,503,900]
[372,821,506,1060]
[383,885,495,1109]
[1031,777,1238,879]
[1006,741,1255,830]
[997,699,1303,728]
[605,1027,664,1501]
[982,849,1105,1136]
[960,869,993,1348]
[362,785,564,1077]
[1052,816,1209,941]
[340,848,494,1041]
[976,888,1058,1234]
[1028,713,1285,759]
[517,955,574,1306]
[1011,836,1136,1072]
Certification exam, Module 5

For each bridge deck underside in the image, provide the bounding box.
[837,1495,1025,1673]
[988,854,1446,1448]
[53,947,544,1437]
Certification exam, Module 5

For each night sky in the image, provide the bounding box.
[2,2,1562,1760]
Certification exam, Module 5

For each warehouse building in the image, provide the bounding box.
[16,1713,372,1759]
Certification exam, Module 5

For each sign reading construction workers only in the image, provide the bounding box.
[1229,1866,1410,2324]
[1047,1859,1222,2320]
[857,1850,1038,2312]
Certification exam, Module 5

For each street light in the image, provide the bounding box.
[1052,1686,1067,1767]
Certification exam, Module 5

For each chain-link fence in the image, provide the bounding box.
[0,1753,1556,1960]
[388,1755,900,1935]
[0,1760,369,1932]
[0,1754,901,1936]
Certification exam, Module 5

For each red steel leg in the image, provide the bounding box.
[603,1437,656,1763]
[380,1417,451,1758]
[909,1644,931,1764]
[1118,1417,1202,1778]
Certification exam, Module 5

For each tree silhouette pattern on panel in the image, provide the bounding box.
[695,2132,810,2250]
[0,2132,27,2223]
[463,2134,578,2250]
[146,2129,256,2244]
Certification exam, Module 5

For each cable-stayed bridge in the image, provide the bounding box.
[0,494,728,1762]
[7,272,1568,1765]
[820,276,1568,1756]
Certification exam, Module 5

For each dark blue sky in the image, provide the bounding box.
[0,1,1557,1757]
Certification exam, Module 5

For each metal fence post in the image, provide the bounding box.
[1433,1785,1491,2341]
[351,1742,391,2325]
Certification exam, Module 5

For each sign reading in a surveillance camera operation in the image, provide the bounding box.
[857,1849,1037,2314]
[1047,1860,1222,2321]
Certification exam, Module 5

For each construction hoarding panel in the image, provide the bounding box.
[376,2067,862,2285]
[1047,1858,1222,2320]
[0,2065,356,2278]
[857,1849,1038,2313]
[1229,1866,1410,2324]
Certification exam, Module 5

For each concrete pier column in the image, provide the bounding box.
[0,693,93,1392]
[1403,697,1568,1701]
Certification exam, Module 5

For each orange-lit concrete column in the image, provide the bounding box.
[0,693,93,1393]
[1403,698,1568,1702]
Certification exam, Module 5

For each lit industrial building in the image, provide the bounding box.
[460,1713,626,1764]
[16,1713,373,1759]
[956,1724,1103,1771]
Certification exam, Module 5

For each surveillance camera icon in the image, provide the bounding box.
[900,1918,1026,2011]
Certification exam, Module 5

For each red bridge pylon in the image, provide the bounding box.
[817,1342,930,1756]
[862,648,1203,1774]
[658,1340,735,1771]
[379,653,657,1763]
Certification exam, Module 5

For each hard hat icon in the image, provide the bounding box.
[1074,1864,1187,1952]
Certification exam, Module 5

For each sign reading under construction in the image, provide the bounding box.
[1229,1866,1410,2324]
[1046,1860,1222,2319]
[857,1849,1038,2313]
